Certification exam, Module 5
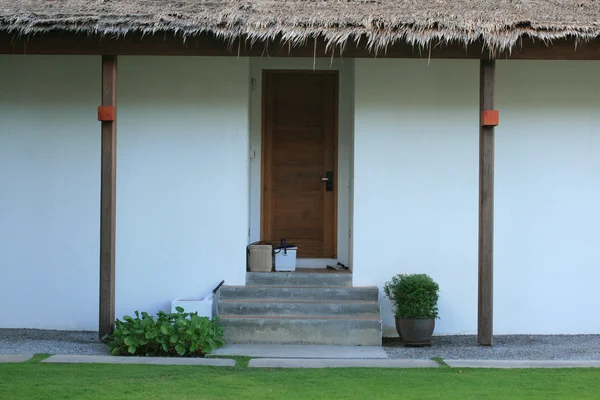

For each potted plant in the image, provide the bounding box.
[384,273,439,347]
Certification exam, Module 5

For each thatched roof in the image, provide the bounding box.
[1,1,600,53]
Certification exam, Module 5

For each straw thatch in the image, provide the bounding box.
[1,1,600,53]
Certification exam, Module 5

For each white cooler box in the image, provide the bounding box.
[274,246,298,271]
[171,296,215,319]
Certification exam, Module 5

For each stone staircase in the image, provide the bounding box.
[217,271,382,345]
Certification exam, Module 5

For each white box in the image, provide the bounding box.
[171,296,214,319]
[274,246,297,271]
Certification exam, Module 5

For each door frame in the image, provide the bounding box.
[260,69,339,258]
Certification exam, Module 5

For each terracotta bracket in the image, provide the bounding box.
[98,106,116,121]
[481,110,499,127]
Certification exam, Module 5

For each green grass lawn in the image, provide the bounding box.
[1,357,599,400]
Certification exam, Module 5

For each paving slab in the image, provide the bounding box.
[445,360,600,368]
[42,355,235,366]
[249,358,438,368]
[210,344,388,359]
[0,354,32,363]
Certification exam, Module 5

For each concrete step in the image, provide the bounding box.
[219,316,382,346]
[220,285,378,302]
[218,300,380,317]
[246,271,352,287]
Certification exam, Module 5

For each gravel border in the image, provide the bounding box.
[2,329,600,360]
[384,334,600,360]
[0,329,109,355]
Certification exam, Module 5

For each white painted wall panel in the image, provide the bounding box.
[115,57,250,321]
[494,60,600,334]
[0,56,101,330]
[353,59,479,336]
[354,59,600,336]
[0,56,250,330]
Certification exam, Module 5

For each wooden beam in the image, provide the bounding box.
[478,59,495,346]
[99,55,117,339]
[0,32,475,58]
[3,32,600,60]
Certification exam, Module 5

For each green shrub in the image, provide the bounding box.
[103,307,225,357]
[383,273,440,319]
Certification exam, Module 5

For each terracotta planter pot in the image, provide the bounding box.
[395,317,435,347]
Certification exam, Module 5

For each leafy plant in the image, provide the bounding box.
[384,273,440,319]
[103,307,225,357]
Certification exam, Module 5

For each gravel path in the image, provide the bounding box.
[0,329,109,355]
[2,329,600,360]
[384,334,600,360]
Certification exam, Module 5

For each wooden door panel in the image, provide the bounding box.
[273,170,324,183]
[274,207,322,224]
[262,71,337,258]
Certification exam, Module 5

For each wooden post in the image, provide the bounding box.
[99,55,117,339]
[478,59,496,346]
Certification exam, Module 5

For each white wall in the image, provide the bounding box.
[494,61,600,334]
[248,58,354,265]
[354,59,600,336]
[0,56,101,330]
[0,56,250,330]
[116,57,250,321]
[353,59,479,336]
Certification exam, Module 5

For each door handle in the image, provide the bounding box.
[323,171,333,192]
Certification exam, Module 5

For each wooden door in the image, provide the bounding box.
[261,71,338,258]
